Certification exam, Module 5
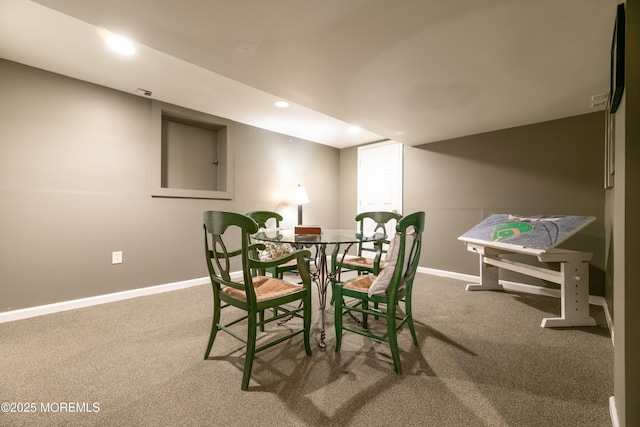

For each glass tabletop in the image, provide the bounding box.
[252,228,386,245]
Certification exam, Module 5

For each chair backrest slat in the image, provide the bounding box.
[203,211,260,304]
[355,211,402,257]
[245,210,283,229]
[389,211,425,299]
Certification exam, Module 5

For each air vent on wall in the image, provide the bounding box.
[590,93,608,109]
[135,88,152,97]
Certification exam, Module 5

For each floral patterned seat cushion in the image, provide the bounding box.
[256,228,295,261]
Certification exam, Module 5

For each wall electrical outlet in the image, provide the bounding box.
[112,251,123,264]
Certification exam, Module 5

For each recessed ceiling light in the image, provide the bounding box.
[107,34,135,55]
[274,101,289,108]
[348,126,362,134]
[97,28,136,55]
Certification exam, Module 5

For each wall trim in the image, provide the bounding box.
[609,396,619,427]
[0,277,210,324]
[1,268,612,334]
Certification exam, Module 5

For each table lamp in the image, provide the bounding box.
[292,185,309,225]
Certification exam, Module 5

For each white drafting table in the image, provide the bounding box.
[458,214,597,328]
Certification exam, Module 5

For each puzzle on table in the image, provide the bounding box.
[459,214,595,253]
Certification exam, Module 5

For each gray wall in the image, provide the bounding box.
[611,1,640,425]
[3,22,637,423]
[0,59,339,312]
[340,113,606,295]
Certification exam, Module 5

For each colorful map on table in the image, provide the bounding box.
[459,214,595,253]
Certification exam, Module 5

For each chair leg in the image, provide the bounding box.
[259,310,265,332]
[204,297,221,359]
[241,313,258,391]
[334,285,343,352]
[405,293,418,346]
[304,290,312,356]
[387,308,402,374]
[330,260,338,306]
[362,300,369,329]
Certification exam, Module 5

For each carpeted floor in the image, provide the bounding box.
[0,274,613,426]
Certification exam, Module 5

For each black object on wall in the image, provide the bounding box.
[610,3,625,113]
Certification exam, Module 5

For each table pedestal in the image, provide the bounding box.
[307,242,357,349]
[311,244,330,349]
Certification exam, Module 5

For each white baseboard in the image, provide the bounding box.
[1,268,612,333]
[609,396,619,427]
[0,277,210,324]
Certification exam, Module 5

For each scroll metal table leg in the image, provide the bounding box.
[314,244,329,349]
[312,242,361,349]
[333,244,365,327]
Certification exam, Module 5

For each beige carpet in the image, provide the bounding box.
[0,274,613,426]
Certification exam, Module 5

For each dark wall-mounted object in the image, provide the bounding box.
[609,3,625,113]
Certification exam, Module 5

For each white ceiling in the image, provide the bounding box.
[0,0,615,149]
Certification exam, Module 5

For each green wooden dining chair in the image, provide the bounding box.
[333,211,425,374]
[246,210,300,279]
[203,211,312,390]
[332,211,402,277]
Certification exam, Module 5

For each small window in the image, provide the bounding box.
[151,101,233,199]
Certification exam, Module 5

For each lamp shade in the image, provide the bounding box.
[292,185,310,205]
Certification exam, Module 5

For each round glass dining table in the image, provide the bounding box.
[252,229,385,348]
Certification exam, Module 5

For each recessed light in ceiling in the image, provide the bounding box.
[107,34,135,55]
[274,101,289,108]
[97,28,136,55]
[348,126,362,134]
